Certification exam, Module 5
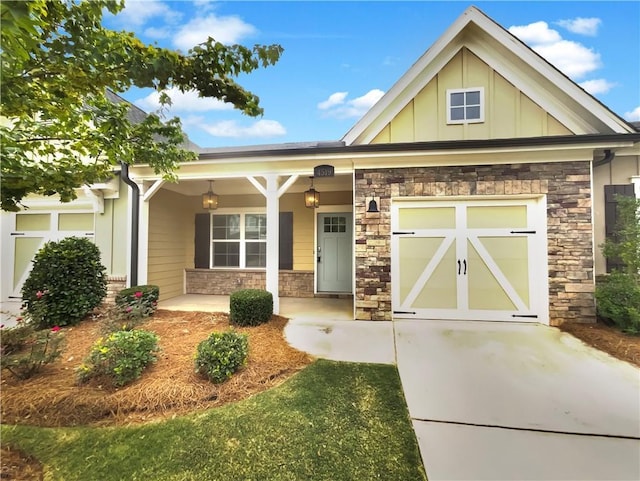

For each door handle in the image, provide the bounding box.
[458,259,467,275]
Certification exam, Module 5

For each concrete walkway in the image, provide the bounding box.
[284,317,640,481]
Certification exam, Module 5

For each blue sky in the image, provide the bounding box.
[104,1,640,148]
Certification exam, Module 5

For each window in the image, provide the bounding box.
[446,87,484,124]
[323,216,347,233]
[211,213,266,268]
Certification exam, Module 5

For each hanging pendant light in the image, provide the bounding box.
[304,176,320,208]
[202,180,218,210]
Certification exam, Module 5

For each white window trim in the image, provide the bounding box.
[210,210,267,269]
[446,87,485,124]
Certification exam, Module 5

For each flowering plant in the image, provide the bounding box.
[76,328,159,387]
[1,324,65,380]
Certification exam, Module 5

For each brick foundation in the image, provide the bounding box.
[105,275,127,304]
[354,162,594,325]
[185,269,315,297]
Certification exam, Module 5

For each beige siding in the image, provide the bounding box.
[371,48,573,144]
[148,189,193,300]
[593,155,640,274]
[95,177,129,276]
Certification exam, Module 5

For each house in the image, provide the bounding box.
[2,6,639,326]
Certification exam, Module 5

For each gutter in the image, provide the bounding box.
[198,132,640,160]
[593,149,615,168]
[119,162,138,286]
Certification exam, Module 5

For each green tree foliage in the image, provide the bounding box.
[596,195,640,333]
[0,0,283,211]
[601,195,640,279]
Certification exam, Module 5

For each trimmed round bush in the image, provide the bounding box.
[229,289,273,327]
[21,236,107,329]
[195,331,249,384]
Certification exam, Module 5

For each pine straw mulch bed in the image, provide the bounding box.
[558,320,640,368]
[0,310,313,429]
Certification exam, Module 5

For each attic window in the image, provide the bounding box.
[447,88,484,124]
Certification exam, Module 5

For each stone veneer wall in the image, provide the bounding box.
[354,161,594,325]
[185,269,315,298]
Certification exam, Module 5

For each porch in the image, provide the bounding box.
[158,294,354,320]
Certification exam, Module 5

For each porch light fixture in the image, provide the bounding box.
[367,198,380,213]
[304,177,320,208]
[202,180,219,210]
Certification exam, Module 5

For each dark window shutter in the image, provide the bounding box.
[604,184,635,272]
[194,213,211,268]
[279,212,293,270]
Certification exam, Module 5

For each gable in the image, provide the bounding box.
[370,48,572,144]
[344,6,635,146]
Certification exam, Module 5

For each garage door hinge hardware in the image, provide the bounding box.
[10,232,25,236]
[510,230,536,234]
[512,314,538,318]
[394,310,417,315]
[392,231,415,235]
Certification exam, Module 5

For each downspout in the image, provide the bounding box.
[120,162,139,286]
[593,149,615,168]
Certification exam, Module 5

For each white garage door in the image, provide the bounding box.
[391,197,548,323]
[2,211,95,301]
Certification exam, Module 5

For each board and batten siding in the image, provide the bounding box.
[371,48,572,144]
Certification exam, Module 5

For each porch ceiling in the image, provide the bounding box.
[160,174,353,197]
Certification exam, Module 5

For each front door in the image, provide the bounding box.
[391,198,548,323]
[317,213,352,293]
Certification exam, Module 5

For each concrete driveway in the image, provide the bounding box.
[285,318,640,481]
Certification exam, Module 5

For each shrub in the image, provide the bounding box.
[595,272,640,334]
[0,318,34,356]
[229,289,273,326]
[77,329,159,387]
[115,285,160,322]
[601,195,640,278]
[1,326,66,380]
[195,331,249,384]
[21,237,107,329]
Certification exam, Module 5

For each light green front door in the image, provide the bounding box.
[391,198,547,322]
[317,213,352,293]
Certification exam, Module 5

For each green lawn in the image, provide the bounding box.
[1,360,427,481]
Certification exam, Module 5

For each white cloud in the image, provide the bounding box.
[110,0,177,29]
[579,79,616,95]
[135,87,234,113]
[556,17,601,36]
[199,119,287,138]
[509,21,601,80]
[318,92,348,110]
[319,89,385,119]
[624,106,640,122]
[533,40,601,79]
[144,26,171,40]
[509,21,561,45]
[173,14,257,51]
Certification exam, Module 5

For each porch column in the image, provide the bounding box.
[247,174,298,316]
[264,174,280,314]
